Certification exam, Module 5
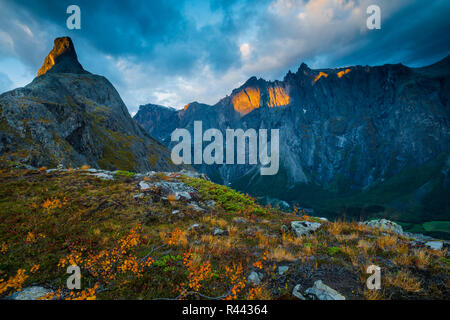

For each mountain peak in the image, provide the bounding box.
[37,37,87,77]
[297,62,310,73]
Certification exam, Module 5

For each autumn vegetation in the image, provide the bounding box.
[0,160,448,300]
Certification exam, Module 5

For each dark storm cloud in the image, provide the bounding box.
[330,0,450,68]
[0,0,449,111]
[246,0,450,82]
[10,0,186,55]
[3,0,263,76]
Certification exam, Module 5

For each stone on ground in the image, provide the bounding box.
[8,286,53,300]
[291,221,321,236]
[304,280,345,300]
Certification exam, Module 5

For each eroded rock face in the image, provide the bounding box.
[0,37,179,173]
[232,86,261,115]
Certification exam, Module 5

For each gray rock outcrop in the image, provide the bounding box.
[291,221,322,236]
[8,286,53,300]
[304,280,345,300]
[360,219,404,234]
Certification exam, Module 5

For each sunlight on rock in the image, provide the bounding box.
[268,85,289,107]
[337,68,351,78]
[314,72,328,82]
[232,87,261,115]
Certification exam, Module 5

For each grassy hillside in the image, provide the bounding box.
[0,162,448,300]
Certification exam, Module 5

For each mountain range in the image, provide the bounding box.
[0,36,449,300]
[0,36,448,238]
[134,55,450,236]
[0,37,178,172]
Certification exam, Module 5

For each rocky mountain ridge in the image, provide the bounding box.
[134,55,450,231]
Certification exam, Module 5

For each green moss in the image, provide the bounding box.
[184,176,265,215]
[114,170,136,177]
[327,246,342,256]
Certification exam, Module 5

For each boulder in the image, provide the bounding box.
[360,219,404,235]
[148,181,196,199]
[188,224,204,232]
[292,284,306,300]
[425,240,443,250]
[8,286,53,300]
[291,221,321,236]
[248,271,262,286]
[91,172,114,180]
[188,202,205,212]
[178,170,210,181]
[278,266,289,275]
[139,181,151,190]
[213,227,228,236]
[304,280,345,300]
[176,191,192,200]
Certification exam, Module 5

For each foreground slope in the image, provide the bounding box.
[0,163,448,300]
[0,37,177,172]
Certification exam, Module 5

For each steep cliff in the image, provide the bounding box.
[0,37,178,172]
[135,56,450,226]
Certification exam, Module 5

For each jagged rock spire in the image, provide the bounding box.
[297,62,310,74]
[37,37,87,76]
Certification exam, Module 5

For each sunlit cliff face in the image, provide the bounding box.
[232,85,289,115]
[232,87,261,115]
[268,86,289,108]
[337,68,351,78]
[314,71,329,82]
[313,69,352,83]
[231,68,351,115]
[37,37,82,77]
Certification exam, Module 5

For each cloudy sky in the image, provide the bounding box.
[0,0,449,114]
